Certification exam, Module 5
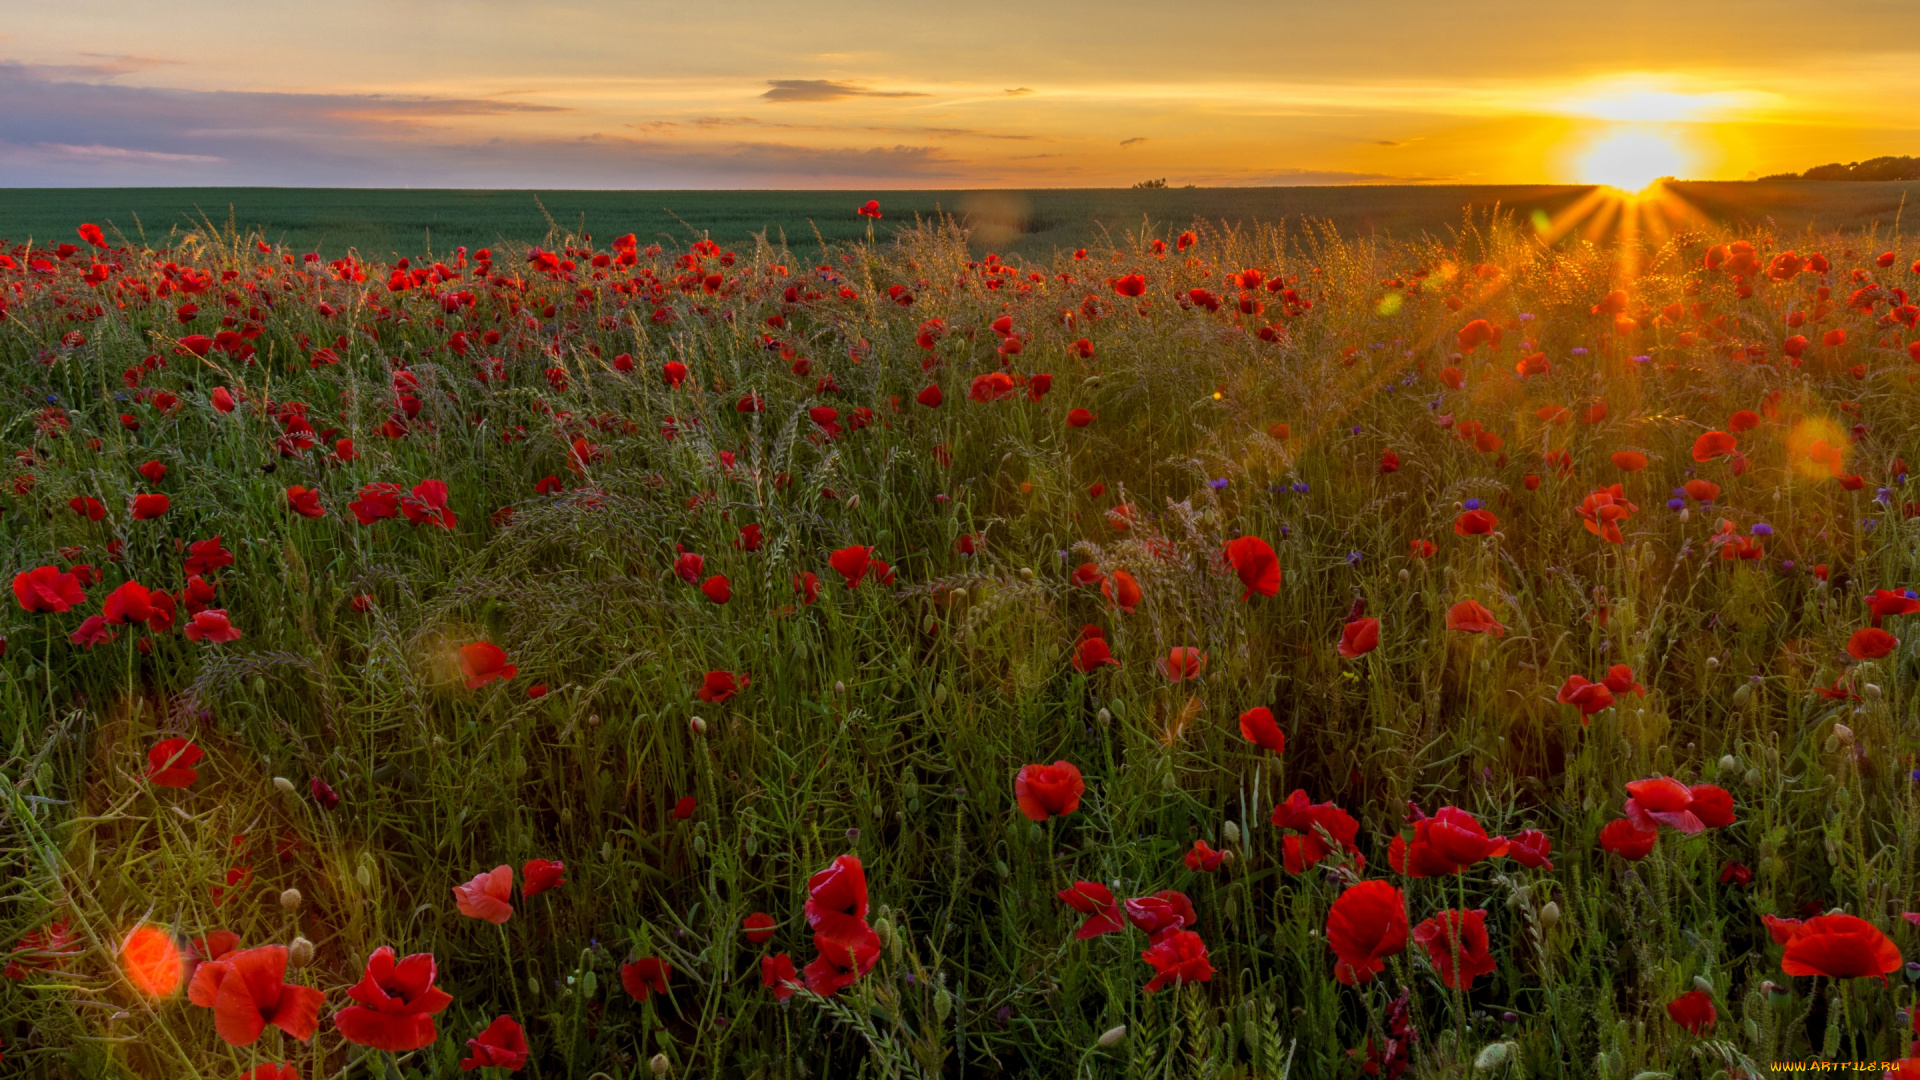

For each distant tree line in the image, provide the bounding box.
[1759,155,1920,182]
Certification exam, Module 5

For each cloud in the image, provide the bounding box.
[1233,167,1446,185]
[1119,137,1146,147]
[1004,87,1034,96]
[760,79,929,103]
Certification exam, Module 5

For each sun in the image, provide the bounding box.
[1576,127,1686,192]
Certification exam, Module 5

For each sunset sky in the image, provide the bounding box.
[4,0,1917,189]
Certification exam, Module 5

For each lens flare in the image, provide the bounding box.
[120,924,186,998]
[1577,128,1685,192]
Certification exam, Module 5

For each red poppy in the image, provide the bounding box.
[793,571,821,605]
[1555,675,1615,717]
[830,545,875,587]
[286,486,325,518]
[1184,839,1229,872]
[1848,627,1898,659]
[70,495,106,521]
[1238,706,1285,754]
[1867,589,1920,627]
[701,575,731,604]
[1453,508,1497,536]
[187,944,324,1046]
[968,372,1015,402]
[1777,914,1902,980]
[1141,929,1213,992]
[1270,790,1362,872]
[211,386,237,412]
[1058,881,1124,939]
[621,957,671,1001]
[806,854,870,946]
[1457,319,1493,351]
[522,859,566,899]
[349,483,404,525]
[103,580,156,625]
[1338,617,1380,658]
[1623,777,1736,833]
[400,480,457,529]
[857,199,881,219]
[1446,600,1507,636]
[132,493,170,520]
[1123,890,1197,938]
[1691,431,1738,462]
[1325,879,1408,986]
[1102,570,1142,613]
[1027,373,1054,400]
[1223,536,1281,600]
[697,670,749,702]
[761,953,802,1000]
[1157,646,1208,681]
[1390,806,1508,877]
[1600,665,1644,696]
[1072,635,1119,672]
[461,1015,528,1072]
[1507,829,1553,870]
[453,865,514,924]
[1719,861,1753,886]
[1409,539,1436,558]
[674,552,704,584]
[146,738,204,787]
[1066,408,1095,427]
[239,1066,299,1080]
[14,566,86,613]
[1728,408,1761,432]
[1664,989,1715,1035]
[1411,908,1496,990]
[460,642,517,688]
[742,913,777,944]
[673,796,697,819]
[916,384,943,408]
[184,610,242,643]
[1576,484,1638,543]
[1014,761,1085,821]
[71,615,116,648]
[1111,274,1146,297]
[120,923,186,998]
[1610,450,1649,471]
[1598,818,1657,860]
[804,923,881,996]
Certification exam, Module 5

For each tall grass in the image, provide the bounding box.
[1,205,1916,1078]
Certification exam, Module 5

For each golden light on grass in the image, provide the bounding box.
[120,924,185,998]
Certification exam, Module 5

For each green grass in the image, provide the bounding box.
[3,181,1918,262]
[1,203,1919,1079]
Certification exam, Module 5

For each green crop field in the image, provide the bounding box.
[4,197,1920,1079]
[2,181,1918,263]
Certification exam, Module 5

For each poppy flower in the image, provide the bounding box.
[1665,989,1715,1034]
[120,923,187,998]
[310,778,340,810]
[806,854,870,946]
[1457,319,1493,352]
[1066,408,1095,427]
[1338,617,1380,659]
[741,912,777,944]
[286,486,325,518]
[1576,485,1639,543]
[737,524,762,551]
[239,1066,298,1080]
[701,575,731,603]
[1123,890,1197,939]
[1622,777,1729,834]
[916,384,943,408]
[14,566,87,613]
[804,923,881,997]
[1072,635,1119,672]
[1058,881,1124,939]
[1409,539,1436,558]
[1270,790,1362,872]
[793,571,821,605]
[968,372,1015,402]
[1102,570,1142,613]
[857,199,881,219]
[453,865,514,924]
[1719,861,1753,886]
[761,953,802,1000]
[1691,431,1738,462]
[400,480,457,529]
[184,610,242,643]
[184,537,235,575]
[1111,274,1146,297]
[1777,914,1902,980]
[70,495,106,521]
[1598,818,1658,860]
[132,493,170,520]
[211,386,237,412]
[186,944,324,1046]
[349,483,404,525]
[1223,536,1281,600]
[621,957,671,1001]
[1325,879,1409,986]
[1555,675,1615,717]
[1157,647,1207,681]
[103,580,156,625]
[1027,373,1054,400]
[674,552,704,584]
[697,670,749,702]
[1453,509,1497,536]
[1238,707,1285,754]
[1610,451,1649,471]
[1867,589,1920,626]
[1848,627,1898,659]
[1014,761,1085,821]
[146,738,204,787]
[1446,600,1506,637]
[1411,908,1496,990]
[830,545,875,587]
[1141,930,1213,992]
[461,1015,528,1072]
[673,795,697,819]
[70,615,116,648]
[1507,829,1553,870]
[459,642,517,688]
[1600,665,1645,696]
[1184,839,1229,873]
[1390,806,1508,877]
[522,859,566,899]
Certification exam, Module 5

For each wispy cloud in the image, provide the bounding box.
[760,79,928,103]
[1119,137,1146,147]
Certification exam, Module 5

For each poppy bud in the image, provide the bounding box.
[689,716,708,736]
[1398,568,1410,583]
[949,587,968,606]
[650,1053,672,1077]
[1717,755,1738,774]
[1223,821,1241,846]
[1019,567,1034,581]
[1692,975,1714,995]
[1097,708,1111,726]
[1097,1025,1127,1048]
[280,888,303,911]
[1730,684,1751,707]
[1538,901,1560,929]
[935,986,955,1023]
[1744,768,1762,786]
[288,936,314,968]
[835,681,846,696]
[355,863,372,888]
[273,776,296,794]
[1824,734,1841,754]
[1864,683,1883,700]
[1704,656,1719,669]
[1473,1042,1512,1071]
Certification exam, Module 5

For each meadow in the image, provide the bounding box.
[2,193,1919,1080]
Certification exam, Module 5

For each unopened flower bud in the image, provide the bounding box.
[1097,708,1111,726]
[1864,683,1883,700]
[689,715,708,736]
[1718,755,1739,774]
[835,681,847,696]
[1223,821,1241,846]
[1474,1041,1512,1070]
[1832,723,1855,746]
[650,1053,671,1076]
[288,936,314,968]
[273,776,296,794]
[1692,975,1713,995]
[279,888,303,911]
[1704,655,1720,669]
[1097,1025,1127,1048]
[1538,901,1560,929]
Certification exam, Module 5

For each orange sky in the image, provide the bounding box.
[3,0,1917,187]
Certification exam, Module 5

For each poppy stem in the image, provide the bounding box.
[499,923,541,1080]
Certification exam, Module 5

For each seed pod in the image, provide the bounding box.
[355,863,372,889]
[1097,1025,1127,1048]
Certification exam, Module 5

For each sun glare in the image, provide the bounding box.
[1576,128,1685,192]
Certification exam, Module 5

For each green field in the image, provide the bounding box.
[2,181,1917,261]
